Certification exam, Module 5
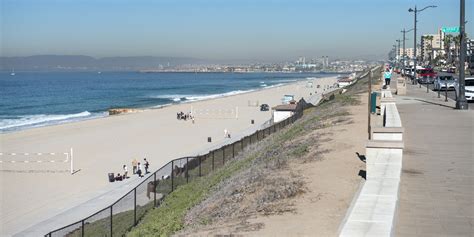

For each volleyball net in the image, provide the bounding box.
[0,148,75,174]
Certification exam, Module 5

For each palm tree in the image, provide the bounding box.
[444,34,454,65]
[424,35,434,66]
[453,34,462,66]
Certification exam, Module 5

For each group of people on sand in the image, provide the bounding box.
[177,111,195,124]
[131,158,150,178]
[224,128,231,138]
[111,158,150,182]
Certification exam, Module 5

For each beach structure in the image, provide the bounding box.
[281,94,294,104]
[272,100,298,123]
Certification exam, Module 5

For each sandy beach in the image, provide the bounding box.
[0,76,338,236]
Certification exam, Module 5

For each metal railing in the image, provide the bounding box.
[45,98,315,237]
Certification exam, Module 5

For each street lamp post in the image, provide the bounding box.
[456,0,469,110]
[408,5,437,85]
[393,45,397,62]
[396,39,401,68]
[401,28,413,76]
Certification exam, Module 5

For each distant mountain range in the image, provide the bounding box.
[0,55,210,71]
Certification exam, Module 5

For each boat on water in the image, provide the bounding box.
[10,69,15,76]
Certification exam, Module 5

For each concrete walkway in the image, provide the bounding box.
[394,77,474,236]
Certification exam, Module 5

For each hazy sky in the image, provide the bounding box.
[1,0,472,61]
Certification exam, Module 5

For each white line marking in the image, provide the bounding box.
[24,153,29,155]
[37,153,42,155]
[10,153,16,156]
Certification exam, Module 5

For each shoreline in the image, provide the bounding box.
[0,76,318,134]
[0,76,338,236]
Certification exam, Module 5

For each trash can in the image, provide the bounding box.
[370,92,377,113]
[207,137,212,142]
[251,119,254,124]
[108,173,115,182]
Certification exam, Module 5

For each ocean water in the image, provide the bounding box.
[0,71,335,132]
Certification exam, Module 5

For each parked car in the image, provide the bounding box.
[416,68,437,84]
[434,75,457,91]
[455,77,474,101]
[418,76,435,84]
[404,67,414,78]
[260,104,269,111]
[447,67,456,74]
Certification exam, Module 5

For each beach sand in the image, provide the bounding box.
[0,76,338,236]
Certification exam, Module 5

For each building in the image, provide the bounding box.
[398,48,419,60]
[467,38,474,57]
[421,28,445,63]
[272,102,297,123]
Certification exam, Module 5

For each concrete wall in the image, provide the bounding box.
[340,84,404,237]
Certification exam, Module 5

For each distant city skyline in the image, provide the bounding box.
[1,0,472,61]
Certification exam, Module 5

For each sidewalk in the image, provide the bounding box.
[394,77,474,236]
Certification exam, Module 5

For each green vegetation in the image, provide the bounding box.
[127,151,257,237]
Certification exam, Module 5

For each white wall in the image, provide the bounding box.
[273,111,293,123]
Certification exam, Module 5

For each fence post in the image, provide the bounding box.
[153,173,157,207]
[81,220,84,237]
[212,151,215,171]
[110,206,113,237]
[171,160,174,191]
[241,138,244,150]
[199,156,202,177]
[250,134,252,144]
[222,147,225,165]
[232,143,235,158]
[134,188,137,225]
[186,157,189,183]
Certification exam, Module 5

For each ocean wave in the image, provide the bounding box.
[149,90,256,103]
[0,111,106,132]
[269,79,298,83]
[263,83,285,89]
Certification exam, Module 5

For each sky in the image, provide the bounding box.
[1,0,472,61]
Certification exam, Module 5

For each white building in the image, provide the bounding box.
[272,103,297,123]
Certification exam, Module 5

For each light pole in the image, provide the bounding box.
[396,39,401,68]
[456,0,468,109]
[393,45,397,62]
[408,5,437,84]
[401,28,414,74]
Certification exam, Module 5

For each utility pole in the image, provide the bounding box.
[396,39,401,68]
[401,28,413,73]
[409,5,437,84]
[368,70,372,139]
[456,0,469,109]
[413,6,418,84]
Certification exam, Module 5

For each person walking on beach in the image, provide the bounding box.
[224,128,228,138]
[137,162,143,177]
[384,68,392,86]
[132,158,138,174]
[123,165,128,178]
[144,158,150,174]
